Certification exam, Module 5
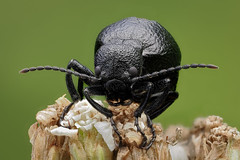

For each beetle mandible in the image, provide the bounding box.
[20,17,218,149]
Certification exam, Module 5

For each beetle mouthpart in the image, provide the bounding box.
[107,99,133,106]
[105,79,127,95]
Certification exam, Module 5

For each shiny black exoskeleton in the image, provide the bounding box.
[20,17,218,149]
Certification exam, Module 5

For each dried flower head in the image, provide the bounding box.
[28,95,240,160]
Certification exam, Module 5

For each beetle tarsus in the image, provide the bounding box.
[110,117,123,148]
[144,114,156,150]
[134,117,148,148]
[132,82,153,148]
[58,102,75,127]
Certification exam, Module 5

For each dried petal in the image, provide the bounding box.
[94,121,115,151]
[51,127,78,137]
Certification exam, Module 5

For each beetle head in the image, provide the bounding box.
[94,44,143,102]
[95,44,143,82]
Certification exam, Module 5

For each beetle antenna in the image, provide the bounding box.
[19,66,99,82]
[132,64,218,82]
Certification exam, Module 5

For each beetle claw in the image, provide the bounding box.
[140,137,148,148]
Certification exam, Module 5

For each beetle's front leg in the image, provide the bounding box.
[84,86,113,117]
[143,78,178,149]
[131,82,154,148]
[59,59,94,126]
[142,91,178,149]
[146,91,179,120]
[83,86,123,147]
[66,59,94,101]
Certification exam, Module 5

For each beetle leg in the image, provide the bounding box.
[66,59,94,101]
[134,82,153,117]
[132,82,153,148]
[110,117,123,147]
[84,86,124,147]
[59,59,94,127]
[141,91,178,149]
[146,91,179,120]
[139,78,178,149]
[58,102,74,127]
[144,114,156,150]
[136,78,175,149]
[84,86,113,118]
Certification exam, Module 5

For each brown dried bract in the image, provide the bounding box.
[109,103,172,160]
[167,116,240,160]
[29,95,72,160]
[190,116,240,160]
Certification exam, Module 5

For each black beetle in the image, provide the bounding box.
[20,17,218,149]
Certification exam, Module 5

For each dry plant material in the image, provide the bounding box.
[29,95,112,160]
[166,116,240,160]
[108,103,171,160]
[189,116,240,159]
[29,95,240,160]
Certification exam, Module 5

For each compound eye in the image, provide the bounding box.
[95,66,101,77]
[129,66,138,77]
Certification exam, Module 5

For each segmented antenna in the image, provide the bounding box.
[19,66,99,82]
[132,64,218,83]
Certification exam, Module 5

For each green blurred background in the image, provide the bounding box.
[1,0,239,159]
